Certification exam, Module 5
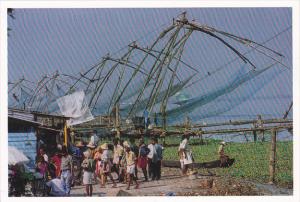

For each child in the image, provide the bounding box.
[81,150,96,196]
[124,141,139,190]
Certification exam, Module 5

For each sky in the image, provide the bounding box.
[7,8,292,122]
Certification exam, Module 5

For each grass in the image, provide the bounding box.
[163,140,293,188]
[82,135,292,188]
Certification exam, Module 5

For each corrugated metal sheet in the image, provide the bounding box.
[8,132,36,168]
[8,109,35,122]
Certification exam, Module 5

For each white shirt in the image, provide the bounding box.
[90,134,99,146]
[101,150,111,162]
[46,178,66,196]
[180,139,193,165]
[180,139,188,150]
[147,144,155,159]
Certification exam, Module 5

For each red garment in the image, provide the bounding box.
[137,156,148,169]
[37,162,47,176]
[51,155,61,177]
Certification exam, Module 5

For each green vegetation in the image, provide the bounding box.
[80,134,292,187]
[163,140,293,187]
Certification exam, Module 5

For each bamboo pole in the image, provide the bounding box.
[172,118,292,128]
[89,49,133,109]
[113,25,176,109]
[269,129,277,184]
[128,26,181,117]
[116,103,121,138]
[158,124,292,136]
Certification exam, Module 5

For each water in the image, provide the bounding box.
[202,130,292,143]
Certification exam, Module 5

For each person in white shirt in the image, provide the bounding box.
[179,133,194,175]
[89,130,99,146]
[46,178,66,196]
[147,138,155,179]
[39,148,49,163]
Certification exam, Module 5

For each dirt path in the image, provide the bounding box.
[70,168,292,196]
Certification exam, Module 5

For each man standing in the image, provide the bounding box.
[153,138,163,180]
[138,139,149,181]
[129,137,139,179]
[179,133,194,175]
[112,138,124,180]
[89,130,99,146]
[123,141,139,190]
[147,137,155,179]
[60,146,73,195]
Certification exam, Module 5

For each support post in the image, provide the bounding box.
[253,130,257,142]
[64,122,68,147]
[116,103,121,138]
[269,129,277,184]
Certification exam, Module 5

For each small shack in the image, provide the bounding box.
[8,108,69,167]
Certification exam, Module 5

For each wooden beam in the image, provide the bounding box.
[172,118,292,128]
[269,129,277,184]
[159,124,292,136]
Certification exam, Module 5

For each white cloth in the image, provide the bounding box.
[83,171,94,185]
[56,91,94,126]
[126,164,135,174]
[183,152,193,165]
[46,178,66,196]
[8,146,29,165]
[147,144,155,159]
[43,154,49,163]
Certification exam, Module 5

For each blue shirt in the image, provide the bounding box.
[154,144,163,161]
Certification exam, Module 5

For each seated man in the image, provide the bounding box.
[46,178,67,196]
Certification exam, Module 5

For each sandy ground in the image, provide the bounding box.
[69,167,292,197]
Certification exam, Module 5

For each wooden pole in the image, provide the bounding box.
[116,104,121,138]
[159,124,292,136]
[269,129,277,184]
[174,118,292,128]
[64,122,68,147]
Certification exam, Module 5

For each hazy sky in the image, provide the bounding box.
[7,8,292,121]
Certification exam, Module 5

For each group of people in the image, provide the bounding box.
[35,130,229,197]
[79,135,164,196]
[36,130,165,196]
[35,145,73,196]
